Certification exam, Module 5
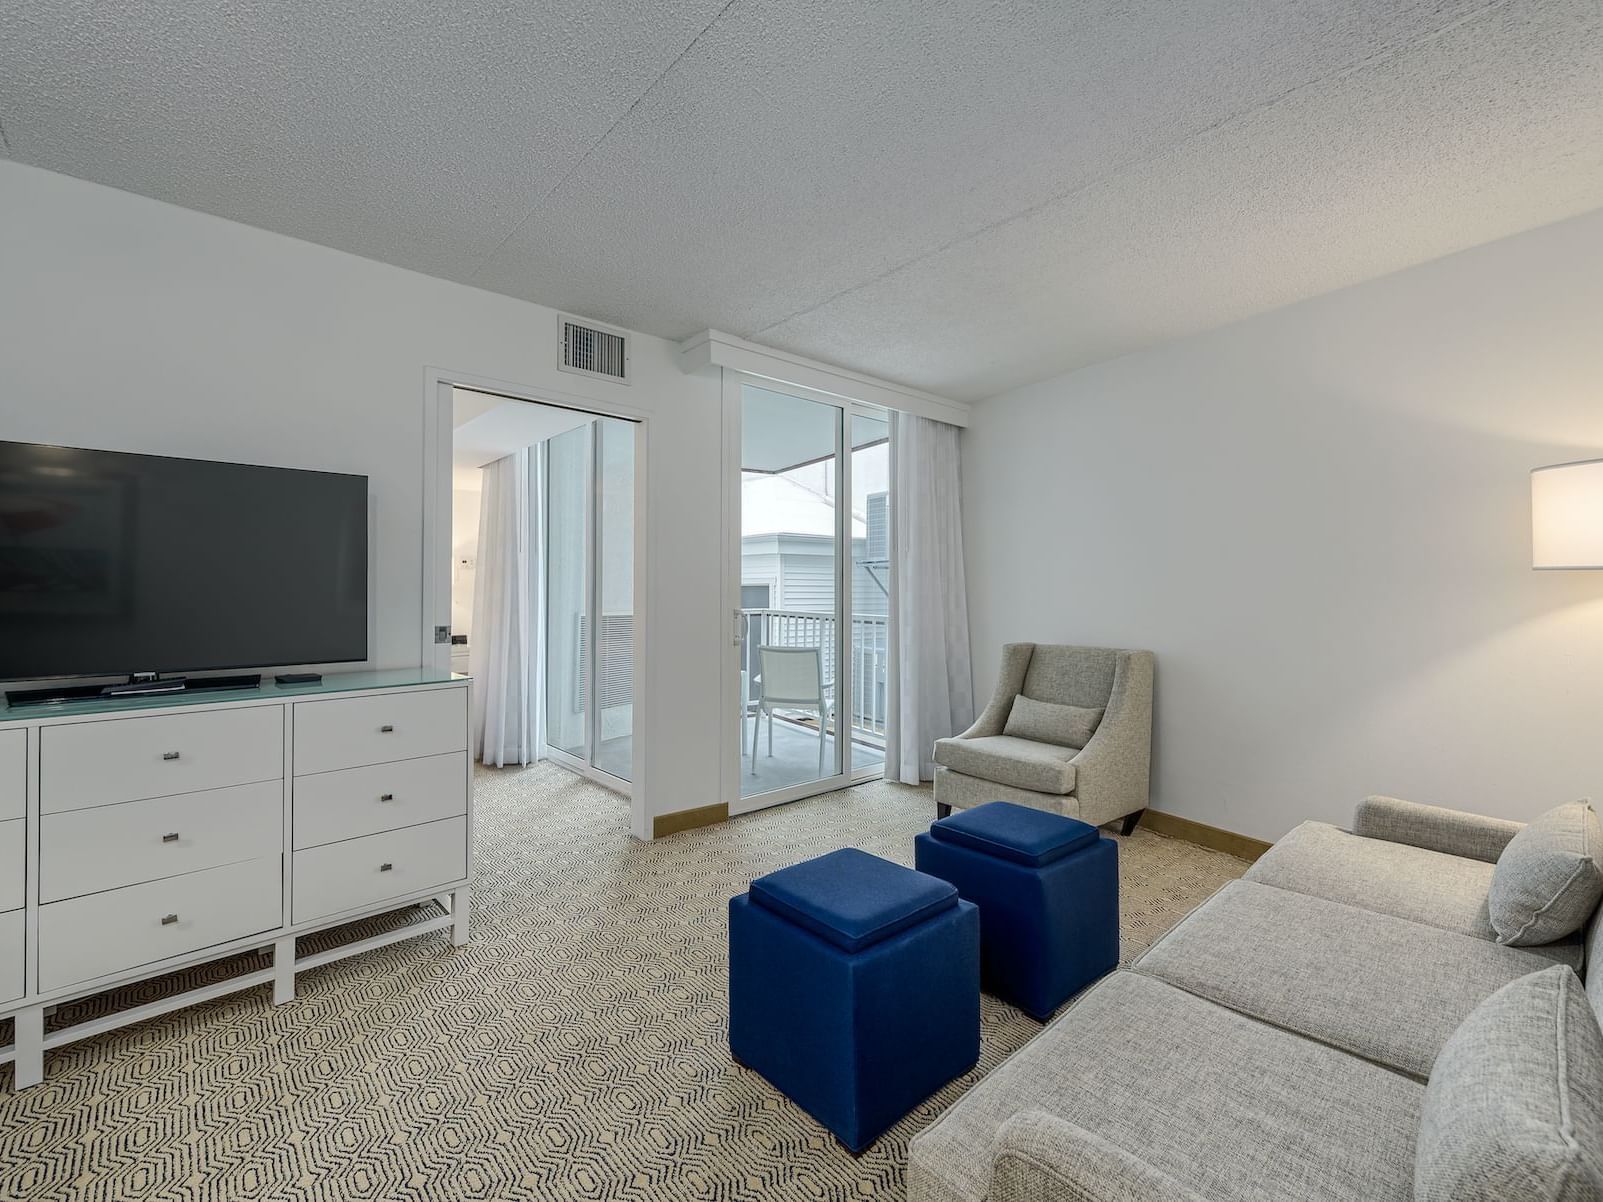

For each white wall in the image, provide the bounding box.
[0,159,724,825]
[963,208,1603,841]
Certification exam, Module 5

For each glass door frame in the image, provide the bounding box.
[542,418,634,796]
[722,369,889,816]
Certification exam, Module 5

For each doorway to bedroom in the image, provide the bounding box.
[449,386,638,794]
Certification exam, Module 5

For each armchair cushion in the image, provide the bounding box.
[1488,801,1603,946]
[1002,696,1102,750]
[933,735,1078,796]
[1018,645,1119,711]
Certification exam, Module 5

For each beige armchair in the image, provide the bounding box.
[933,643,1154,835]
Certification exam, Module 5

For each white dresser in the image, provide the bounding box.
[0,670,471,1090]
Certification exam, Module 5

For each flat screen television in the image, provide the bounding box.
[0,440,368,684]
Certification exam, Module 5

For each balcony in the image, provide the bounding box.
[741,608,886,795]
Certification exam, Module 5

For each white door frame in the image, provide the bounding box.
[721,370,889,817]
[422,366,651,840]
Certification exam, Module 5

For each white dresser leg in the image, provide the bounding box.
[272,936,296,1005]
[12,1006,44,1090]
[451,886,471,947]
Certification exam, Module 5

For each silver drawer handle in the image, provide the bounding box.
[379,724,395,733]
[161,914,179,925]
[163,751,181,761]
[379,862,394,872]
[379,793,394,803]
[162,832,180,843]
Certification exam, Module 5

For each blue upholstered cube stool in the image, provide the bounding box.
[728,847,980,1153]
[914,801,1118,1021]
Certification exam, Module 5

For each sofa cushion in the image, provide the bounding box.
[932,735,1077,795]
[1244,822,1583,969]
[1489,801,1603,947]
[748,848,957,954]
[907,971,1423,1202]
[1416,965,1603,1202]
[930,801,1098,867]
[1002,695,1102,750]
[1135,880,1570,1080]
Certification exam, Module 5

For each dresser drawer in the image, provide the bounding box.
[42,706,283,813]
[41,781,283,903]
[0,729,24,822]
[293,688,466,776]
[292,817,466,924]
[293,753,466,850]
[0,909,22,1005]
[38,856,281,993]
[0,819,22,913]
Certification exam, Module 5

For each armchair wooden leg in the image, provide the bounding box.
[1119,809,1145,837]
[936,803,952,820]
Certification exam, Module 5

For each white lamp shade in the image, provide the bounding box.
[1533,459,1603,569]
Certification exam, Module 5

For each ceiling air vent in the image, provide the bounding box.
[559,314,630,384]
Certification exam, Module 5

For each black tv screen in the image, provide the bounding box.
[0,441,368,682]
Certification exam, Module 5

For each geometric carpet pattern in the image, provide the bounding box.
[0,765,1247,1201]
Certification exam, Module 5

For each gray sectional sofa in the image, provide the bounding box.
[908,796,1603,1201]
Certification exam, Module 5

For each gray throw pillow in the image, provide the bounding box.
[1002,696,1102,750]
[1416,965,1603,1202]
[1489,801,1603,946]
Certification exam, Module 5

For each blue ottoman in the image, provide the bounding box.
[915,802,1118,1021]
[728,848,980,1152]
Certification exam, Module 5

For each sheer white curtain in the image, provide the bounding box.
[885,412,975,784]
[470,448,543,767]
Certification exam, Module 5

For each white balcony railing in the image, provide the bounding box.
[742,608,888,748]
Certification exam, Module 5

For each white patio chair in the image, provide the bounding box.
[751,646,834,775]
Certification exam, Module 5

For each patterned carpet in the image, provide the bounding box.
[0,764,1247,1201]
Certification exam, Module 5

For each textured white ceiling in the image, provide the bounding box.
[3,0,1601,401]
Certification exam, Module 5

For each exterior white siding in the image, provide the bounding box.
[778,540,834,612]
[742,534,888,617]
[740,546,782,601]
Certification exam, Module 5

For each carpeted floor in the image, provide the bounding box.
[0,764,1248,1201]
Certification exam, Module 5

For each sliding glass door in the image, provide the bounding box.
[849,413,890,775]
[544,424,589,763]
[734,379,888,813]
[544,416,635,787]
